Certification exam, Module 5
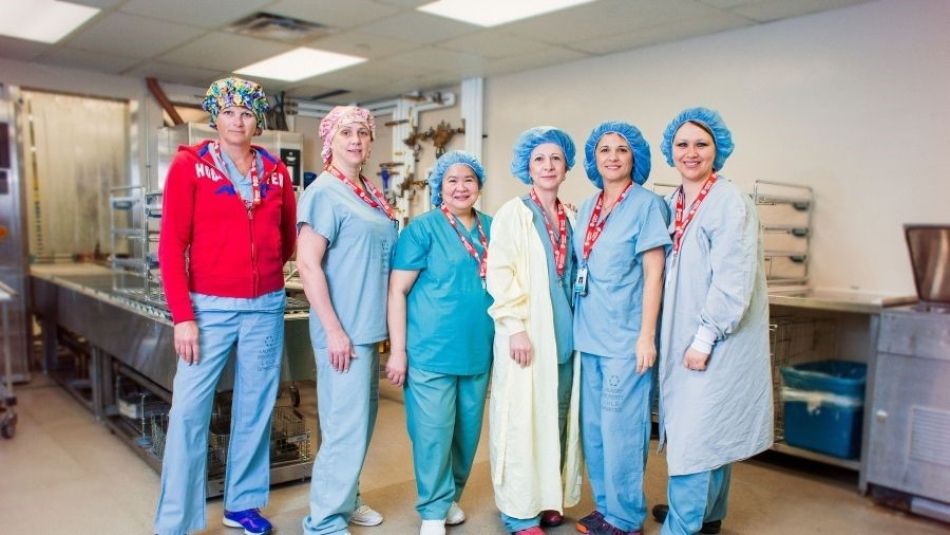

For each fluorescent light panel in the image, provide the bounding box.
[418,0,597,27]
[0,0,100,44]
[235,47,366,82]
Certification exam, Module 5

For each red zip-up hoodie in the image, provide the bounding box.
[159,140,297,324]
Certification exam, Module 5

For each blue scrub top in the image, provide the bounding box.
[297,172,398,348]
[393,208,494,376]
[522,196,576,364]
[572,185,671,358]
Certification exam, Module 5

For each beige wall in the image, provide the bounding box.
[481,0,950,296]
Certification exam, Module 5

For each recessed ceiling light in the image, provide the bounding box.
[417,0,597,27]
[234,47,366,82]
[0,0,100,43]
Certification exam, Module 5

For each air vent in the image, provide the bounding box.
[228,12,331,44]
[309,89,350,100]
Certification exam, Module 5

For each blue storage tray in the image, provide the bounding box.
[780,360,866,398]
[782,393,863,459]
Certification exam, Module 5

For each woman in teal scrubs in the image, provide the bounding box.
[386,151,494,535]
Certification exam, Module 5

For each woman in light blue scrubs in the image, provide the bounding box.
[297,106,396,535]
[572,121,671,535]
[386,150,493,535]
[653,108,771,535]
[487,127,583,535]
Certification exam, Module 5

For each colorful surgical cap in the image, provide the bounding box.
[202,77,269,133]
[661,107,734,171]
[509,126,576,185]
[584,121,651,188]
[319,105,376,165]
[428,150,486,206]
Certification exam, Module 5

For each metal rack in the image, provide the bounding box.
[754,180,814,292]
[0,282,18,439]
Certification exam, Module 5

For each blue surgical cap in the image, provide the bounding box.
[661,107,734,171]
[428,150,486,206]
[509,126,576,185]
[584,121,652,188]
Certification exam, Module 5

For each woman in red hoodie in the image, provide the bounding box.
[153,77,296,535]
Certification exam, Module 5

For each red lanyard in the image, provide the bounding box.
[529,189,568,279]
[328,164,397,221]
[582,182,633,261]
[440,205,489,280]
[210,142,261,207]
[673,174,717,254]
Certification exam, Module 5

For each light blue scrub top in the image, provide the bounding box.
[297,172,398,348]
[393,208,494,376]
[522,196,576,364]
[193,148,283,313]
[572,185,671,358]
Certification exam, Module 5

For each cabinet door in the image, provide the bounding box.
[867,313,950,502]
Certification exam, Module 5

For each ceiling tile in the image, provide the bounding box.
[158,32,293,71]
[267,0,400,29]
[697,0,756,8]
[355,11,478,44]
[386,47,486,72]
[501,0,721,45]
[481,46,589,77]
[374,0,430,7]
[66,0,125,8]
[120,0,273,29]
[282,83,338,99]
[439,31,550,59]
[307,31,421,59]
[569,10,752,54]
[39,47,141,74]
[65,12,205,58]
[124,61,230,88]
[733,0,870,22]
[0,37,50,62]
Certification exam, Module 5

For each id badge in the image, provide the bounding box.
[574,266,589,296]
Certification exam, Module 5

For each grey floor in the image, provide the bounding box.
[0,375,946,535]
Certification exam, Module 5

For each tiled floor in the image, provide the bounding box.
[0,375,946,534]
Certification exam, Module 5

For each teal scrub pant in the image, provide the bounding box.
[153,309,284,535]
[580,352,653,532]
[500,359,574,532]
[661,464,731,535]
[405,367,489,520]
[303,344,380,535]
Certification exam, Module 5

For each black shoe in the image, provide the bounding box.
[651,504,722,534]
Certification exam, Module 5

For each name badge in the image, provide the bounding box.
[574,266,589,296]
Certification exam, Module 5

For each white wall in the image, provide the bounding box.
[482,0,950,296]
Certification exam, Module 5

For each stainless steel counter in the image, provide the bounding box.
[769,289,916,314]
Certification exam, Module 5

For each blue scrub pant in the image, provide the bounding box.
[405,367,489,520]
[661,465,731,535]
[153,309,283,535]
[303,344,380,535]
[580,352,653,532]
[500,360,574,532]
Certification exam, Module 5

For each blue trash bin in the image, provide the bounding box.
[780,360,867,459]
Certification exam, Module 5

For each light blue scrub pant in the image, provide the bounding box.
[405,367,489,520]
[303,344,380,535]
[580,352,653,533]
[501,360,574,533]
[661,464,731,535]
[153,309,284,535]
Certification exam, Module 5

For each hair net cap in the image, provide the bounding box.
[660,107,734,171]
[319,105,376,165]
[428,150,486,206]
[583,121,652,188]
[509,126,576,185]
[203,77,269,132]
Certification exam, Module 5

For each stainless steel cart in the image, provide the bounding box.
[0,281,17,439]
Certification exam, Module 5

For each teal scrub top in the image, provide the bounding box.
[522,196,576,364]
[393,208,494,376]
[297,172,398,348]
[572,185,671,358]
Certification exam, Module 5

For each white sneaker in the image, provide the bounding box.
[419,519,446,535]
[446,502,466,526]
[350,499,384,527]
